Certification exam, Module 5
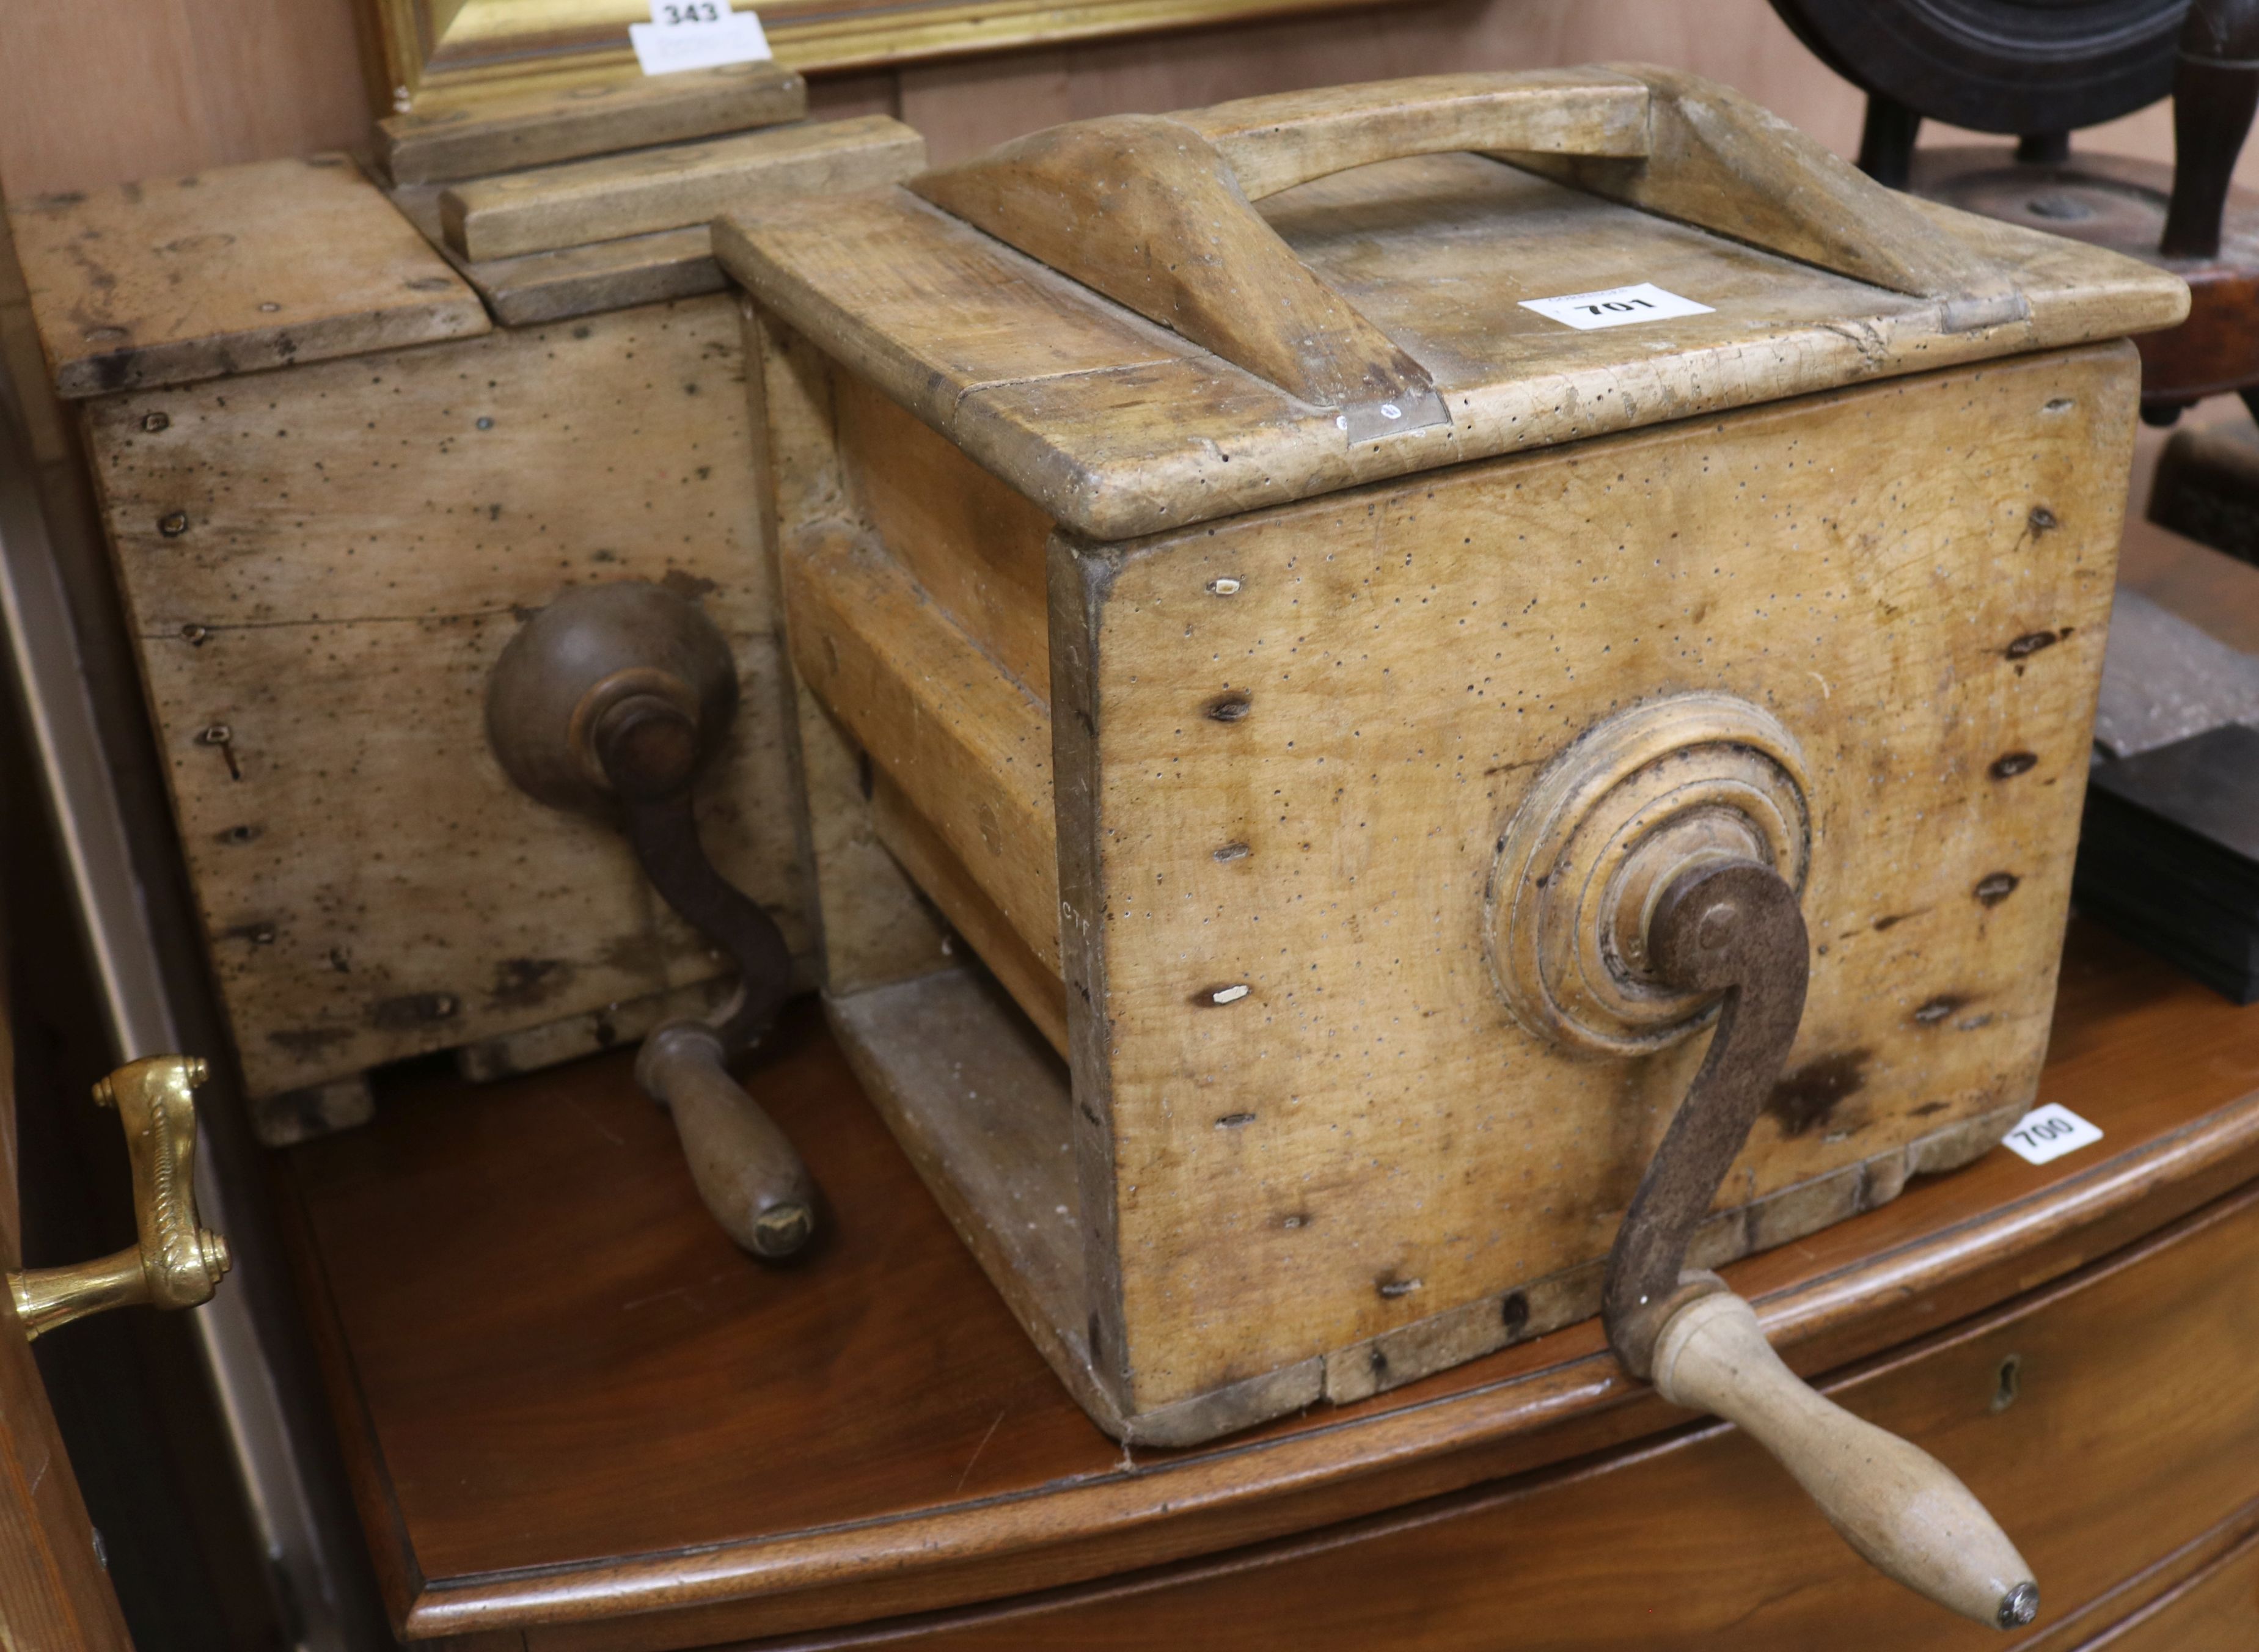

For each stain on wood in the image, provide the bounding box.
[7,156,488,398]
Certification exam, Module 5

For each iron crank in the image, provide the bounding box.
[487,581,815,1259]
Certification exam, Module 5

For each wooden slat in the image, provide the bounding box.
[780,527,1059,978]
[379,62,806,186]
[83,296,815,1098]
[869,773,1070,1054]
[7,156,488,398]
[439,115,925,261]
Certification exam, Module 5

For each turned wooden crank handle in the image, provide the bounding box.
[638,1025,815,1259]
[1655,1290,2038,1629]
[1606,861,2037,1630]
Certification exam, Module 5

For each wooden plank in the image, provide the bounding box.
[379,62,807,186]
[747,305,953,999]
[781,527,1059,979]
[7,156,489,399]
[81,297,815,1097]
[826,965,1099,1421]
[720,152,2187,541]
[869,772,1069,1054]
[439,115,925,262]
[393,181,728,327]
[1053,346,2137,1414]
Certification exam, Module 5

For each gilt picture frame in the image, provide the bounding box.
[362,0,1410,109]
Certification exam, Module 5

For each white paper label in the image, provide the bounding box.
[1519,282,1715,331]
[1999,1102,2104,1166]
[631,1,772,75]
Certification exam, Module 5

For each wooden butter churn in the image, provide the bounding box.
[7,75,924,1251]
[720,67,2187,1624]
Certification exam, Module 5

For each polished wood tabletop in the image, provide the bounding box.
[275,921,2259,1648]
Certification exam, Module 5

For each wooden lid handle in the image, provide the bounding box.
[1656,1290,2040,1631]
[909,65,2025,439]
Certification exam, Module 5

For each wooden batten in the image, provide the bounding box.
[378,62,807,186]
[440,115,926,261]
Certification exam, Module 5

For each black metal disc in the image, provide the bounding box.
[1767,0,2187,133]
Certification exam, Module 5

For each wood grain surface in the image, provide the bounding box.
[82,296,815,1099]
[441,116,925,261]
[273,920,2259,1646]
[719,151,2184,542]
[0,1296,136,1652]
[748,1183,2259,1652]
[7,157,488,398]
[379,62,807,186]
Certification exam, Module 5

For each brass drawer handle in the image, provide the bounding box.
[8,1056,231,1340]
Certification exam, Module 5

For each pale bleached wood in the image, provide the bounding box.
[380,62,806,186]
[1055,347,2136,1414]
[833,372,1054,695]
[869,772,1070,1054]
[1178,68,1650,199]
[761,312,2149,1433]
[82,298,815,1098]
[780,527,1059,976]
[441,115,926,261]
[1652,1289,2036,1628]
[747,304,954,999]
[7,158,489,399]
[391,180,728,326]
[908,68,1650,420]
[906,67,2035,418]
[721,148,2185,541]
[1512,64,2026,328]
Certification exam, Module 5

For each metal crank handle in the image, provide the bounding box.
[486,581,816,1259]
[1653,1285,2038,1629]
[1602,861,2037,1631]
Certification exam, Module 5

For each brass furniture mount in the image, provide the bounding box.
[8,1056,232,1340]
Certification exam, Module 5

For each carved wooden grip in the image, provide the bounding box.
[1654,1292,2040,1631]
[637,1025,815,1260]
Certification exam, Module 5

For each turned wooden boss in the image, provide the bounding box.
[720,64,2183,1606]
